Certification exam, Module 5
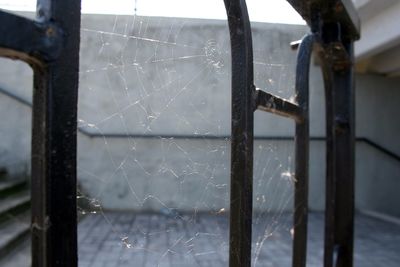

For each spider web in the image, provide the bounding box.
[75,6,308,267]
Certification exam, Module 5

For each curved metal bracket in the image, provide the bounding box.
[0,10,64,67]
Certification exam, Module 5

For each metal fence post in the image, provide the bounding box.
[224,1,255,266]
[321,38,355,267]
[31,1,81,266]
[293,33,314,267]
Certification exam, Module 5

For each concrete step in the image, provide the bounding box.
[0,170,31,263]
[0,180,27,199]
[0,192,30,224]
[0,211,30,259]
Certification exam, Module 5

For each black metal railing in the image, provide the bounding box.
[223,1,310,266]
[293,1,360,266]
[224,0,359,267]
[0,1,81,266]
[0,0,360,266]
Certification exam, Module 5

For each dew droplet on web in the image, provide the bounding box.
[121,236,134,249]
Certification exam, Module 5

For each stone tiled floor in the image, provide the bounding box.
[1,212,399,266]
[76,212,400,267]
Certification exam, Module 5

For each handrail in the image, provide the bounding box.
[1,86,399,163]
[358,137,400,162]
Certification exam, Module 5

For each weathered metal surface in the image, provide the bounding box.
[317,21,356,267]
[223,1,314,266]
[287,0,360,40]
[320,46,337,267]
[30,1,81,266]
[0,10,63,64]
[255,89,303,123]
[292,33,313,267]
[326,42,355,267]
[223,0,254,266]
[287,2,359,266]
[317,22,353,71]
[0,1,81,266]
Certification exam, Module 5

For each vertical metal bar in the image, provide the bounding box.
[31,0,81,266]
[292,34,313,267]
[317,22,338,267]
[331,41,355,267]
[223,1,254,266]
[321,48,336,267]
[319,22,355,267]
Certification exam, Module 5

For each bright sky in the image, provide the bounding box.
[0,0,305,24]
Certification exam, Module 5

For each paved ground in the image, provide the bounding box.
[1,212,399,266]
[77,212,400,267]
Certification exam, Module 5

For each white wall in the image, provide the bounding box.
[355,74,400,217]
[0,59,32,177]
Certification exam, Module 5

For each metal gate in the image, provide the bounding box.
[0,0,359,266]
[0,1,81,266]
[225,1,359,267]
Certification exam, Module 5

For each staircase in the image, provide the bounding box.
[0,169,30,261]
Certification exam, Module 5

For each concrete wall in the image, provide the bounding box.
[0,14,399,216]
[355,75,400,217]
[77,15,308,213]
[0,59,32,177]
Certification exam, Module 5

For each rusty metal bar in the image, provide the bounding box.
[224,0,254,266]
[292,33,313,267]
[255,89,303,122]
[30,1,81,266]
[319,40,356,267]
[287,1,359,266]
[315,18,357,267]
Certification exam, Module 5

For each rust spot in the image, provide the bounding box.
[335,2,344,13]
[46,26,55,37]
